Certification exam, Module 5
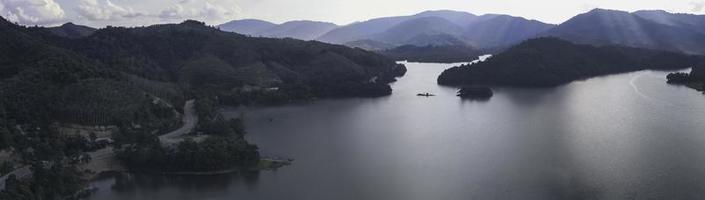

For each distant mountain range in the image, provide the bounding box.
[219,20,338,40]
[220,10,554,51]
[220,9,705,55]
[36,9,705,57]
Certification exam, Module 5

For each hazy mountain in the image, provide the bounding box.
[438,37,702,87]
[414,10,479,26]
[544,9,705,54]
[463,15,555,49]
[256,20,338,40]
[633,10,705,34]
[219,20,338,40]
[370,17,465,45]
[317,10,479,44]
[45,22,97,38]
[344,39,395,51]
[317,15,414,44]
[317,10,553,50]
[402,33,468,47]
[218,19,277,35]
[380,45,482,63]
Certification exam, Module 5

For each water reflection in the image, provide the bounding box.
[90,62,705,200]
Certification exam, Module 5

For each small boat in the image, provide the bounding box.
[417,93,436,97]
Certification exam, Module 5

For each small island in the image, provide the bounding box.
[457,86,493,99]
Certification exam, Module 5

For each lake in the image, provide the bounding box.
[89,61,705,200]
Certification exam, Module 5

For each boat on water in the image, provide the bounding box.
[417,93,436,97]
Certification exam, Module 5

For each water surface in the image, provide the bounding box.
[90,62,705,200]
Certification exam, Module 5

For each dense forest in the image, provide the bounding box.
[49,20,406,99]
[114,119,260,172]
[379,45,483,63]
[438,38,704,87]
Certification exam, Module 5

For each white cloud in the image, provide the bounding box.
[76,0,143,21]
[690,1,705,12]
[0,0,65,25]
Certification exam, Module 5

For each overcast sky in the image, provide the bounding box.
[1,0,704,27]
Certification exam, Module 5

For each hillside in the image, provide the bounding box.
[462,14,554,49]
[44,22,97,38]
[220,20,338,40]
[317,10,554,50]
[218,19,277,36]
[544,9,705,55]
[0,16,172,129]
[380,45,482,63]
[256,21,338,40]
[317,15,414,44]
[344,39,395,51]
[438,38,702,86]
[370,17,465,45]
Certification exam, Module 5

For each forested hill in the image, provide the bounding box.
[379,45,483,63]
[56,20,406,98]
[0,17,405,131]
[437,37,703,87]
[0,16,123,127]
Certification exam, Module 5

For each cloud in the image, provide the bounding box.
[691,1,705,12]
[158,4,191,19]
[158,0,241,23]
[76,0,143,21]
[0,0,65,25]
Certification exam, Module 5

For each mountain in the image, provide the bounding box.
[380,45,482,63]
[344,39,395,51]
[633,10,705,34]
[256,20,338,40]
[437,38,702,87]
[544,9,705,54]
[413,10,479,26]
[462,14,555,49]
[370,17,465,45]
[317,15,414,44]
[218,19,277,35]
[402,33,468,47]
[317,10,553,50]
[0,15,186,140]
[219,20,338,40]
[45,22,96,38]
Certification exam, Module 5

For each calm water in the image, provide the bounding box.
[89,61,705,200]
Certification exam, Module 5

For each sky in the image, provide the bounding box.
[1,0,704,27]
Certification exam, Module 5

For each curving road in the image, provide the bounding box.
[160,100,198,144]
